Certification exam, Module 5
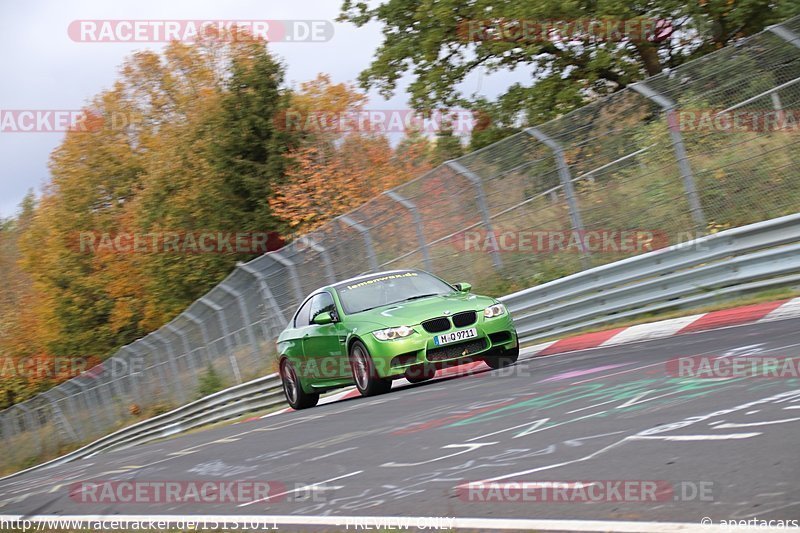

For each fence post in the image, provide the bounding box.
[524,128,590,264]
[270,251,304,305]
[445,160,504,270]
[199,297,243,384]
[42,389,71,445]
[104,356,126,400]
[185,311,214,367]
[151,331,187,405]
[339,215,379,272]
[119,345,143,403]
[72,378,103,436]
[137,338,170,400]
[16,404,42,455]
[630,82,707,233]
[239,263,288,334]
[165,323,198,374]
[219,281,262,368]
[384,190,434,272]
[768,24,800,49]
[294,237,336,284]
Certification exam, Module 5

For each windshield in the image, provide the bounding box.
[335,271,454,314]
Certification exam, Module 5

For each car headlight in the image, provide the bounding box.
[373,326,415,341]
[483,303,506,318]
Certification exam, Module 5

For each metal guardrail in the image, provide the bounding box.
[500,213,800,343]
[0,374,284,480]
[5,16,800,474]
[6,212,798,480]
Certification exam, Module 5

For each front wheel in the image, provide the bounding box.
[483,346,519,370]
[280,358,319,410]
[349,340,392,396]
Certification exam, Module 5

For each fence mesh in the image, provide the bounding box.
[2,17,800,470]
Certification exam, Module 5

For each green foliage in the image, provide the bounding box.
[339,0,800,131]
[197,364,225,398]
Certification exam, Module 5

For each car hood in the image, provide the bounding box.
[349,292,495,328]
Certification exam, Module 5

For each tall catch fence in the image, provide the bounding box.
[2,17,800,470]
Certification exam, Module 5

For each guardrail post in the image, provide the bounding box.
[446,160,504,270]
[219,282,262,367]
[630,82,707,233]
[199,297,243,384]
[294,237,336,284]
[339,215,379,272]
[769,24,800,49]
[524,128,590,264]
[151,331,187,405]
[270,251,304,305]
[384,190,434,272]
[239,263,288,334]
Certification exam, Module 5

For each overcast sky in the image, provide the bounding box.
[0,0,529,219]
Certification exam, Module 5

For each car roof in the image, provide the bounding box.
[328,269,425,290]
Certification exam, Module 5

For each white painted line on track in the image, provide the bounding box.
[628,433,762,441]
[0,514,775,532]
[713,417,800,429]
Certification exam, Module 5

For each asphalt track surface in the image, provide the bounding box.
[2,318,800,530]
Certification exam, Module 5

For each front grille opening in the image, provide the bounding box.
[427,339,486,361]
[422,317,451,333]
[452,311,477,328]
[390,352,418,367]
[489,331,512,344]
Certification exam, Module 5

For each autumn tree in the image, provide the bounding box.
[269,75,432,234]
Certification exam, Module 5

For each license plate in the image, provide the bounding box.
[434,328,478,346]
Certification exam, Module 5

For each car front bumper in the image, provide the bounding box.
[361,313,518,378]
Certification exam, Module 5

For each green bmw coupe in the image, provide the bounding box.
[277,269,519,409]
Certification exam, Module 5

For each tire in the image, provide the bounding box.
[349,340,393,396]
[280,358,319,410]
[405,364,436,384]
[483,346,519,370]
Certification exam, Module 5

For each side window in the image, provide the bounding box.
[309,292,336,324]
[293,298,313,328]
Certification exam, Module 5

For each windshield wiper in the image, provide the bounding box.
[353,293,441,314]
[399,293,440,302]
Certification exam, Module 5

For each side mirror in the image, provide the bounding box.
[454,282,472,293]
[312,311,334,325]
